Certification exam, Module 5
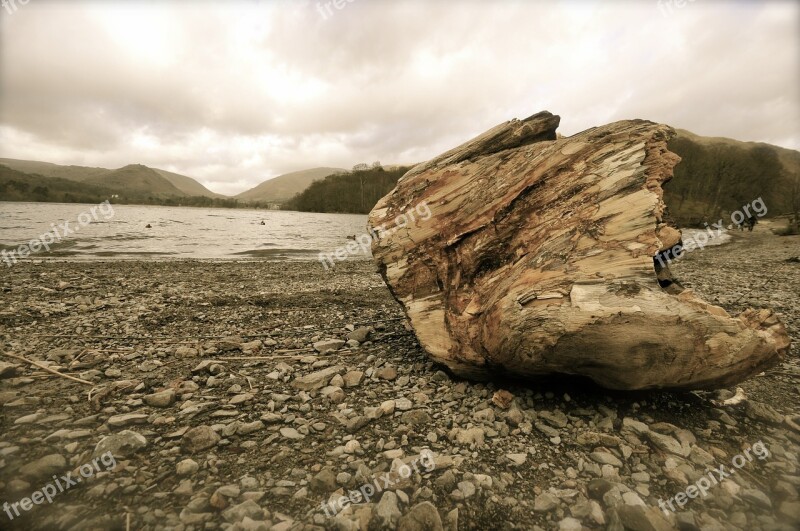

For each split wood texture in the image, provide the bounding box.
[368,111,790,390]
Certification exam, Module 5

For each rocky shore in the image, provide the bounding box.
[0,228,798,530]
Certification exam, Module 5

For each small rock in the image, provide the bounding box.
[398,502,443,531]
[402,410,432,426]
[313,339,345,354]
[558,517,582,531]
[492,390,514,409]
[291,367,341,391]
[175,346,199,358]
[182,426,221,453]
[506,453,527,466]
[144,389,176,408]
[310,468,337,493]
[376,366,398,381]
[19,454,67,480]
[222,500,266,523]
[590,451,622,467]
[534,492,559,513]
[741,488,772,509]
[94,430,148,457]
[370,491,401,530]
[107,413,148,428]
[0,361,19,379]
[347,327,371,343]
[342,371,364,388]
[177,459,199,476]
[280,427,304,440]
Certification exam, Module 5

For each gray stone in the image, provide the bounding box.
[312,339,345,354]
[534,492,559,512]
[342,371,364,387]
[291,366,341,391]
[19,454,67,480]
[370,491,401,530]
[646,431,688,457]
[616,505,673,531]
[0,361,20,379]
[538,410,569,428]
[558,517,583,531]
[144,389,176,408]
[279,427,304,440]
[741,488,772,509]
[402,410,432,426]
[94,430,148,457]
[347,327,371,343]
[182,425,221,453]
[398,502,443,531]
[176,459,199,475]
[376,366,398,381]
[590,451,623,467]
[310,468,337,493]
[506,453,527,465]
[745,401,784,425]
[107,413,148,427]
[222,500,266,523]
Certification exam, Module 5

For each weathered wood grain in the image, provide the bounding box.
[368,111,789,390]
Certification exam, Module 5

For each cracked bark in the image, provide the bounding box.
[368,111,789,390]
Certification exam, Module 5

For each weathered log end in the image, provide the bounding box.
[368,111,790,390]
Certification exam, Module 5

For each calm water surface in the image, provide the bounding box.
[0,202,370,260]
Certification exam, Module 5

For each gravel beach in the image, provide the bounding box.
[0,226,798,530]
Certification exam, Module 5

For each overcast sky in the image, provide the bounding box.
[1,0,798,195]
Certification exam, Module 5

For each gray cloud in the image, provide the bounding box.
[1,0,798,195]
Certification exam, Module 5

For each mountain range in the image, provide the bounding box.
[1,127,798,223]
[0,159,344,205]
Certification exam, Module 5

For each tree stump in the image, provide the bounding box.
[368,111,789,390]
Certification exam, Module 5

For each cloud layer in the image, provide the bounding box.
[1,0,798,195]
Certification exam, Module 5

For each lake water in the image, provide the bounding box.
[0,202,733,262]
[0,202,371,261]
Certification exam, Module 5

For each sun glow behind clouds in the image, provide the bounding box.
[87,5,179,68]
[0,1,797,195]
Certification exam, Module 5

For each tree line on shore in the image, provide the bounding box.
[282,164,411,214]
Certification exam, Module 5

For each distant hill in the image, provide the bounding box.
[665,131,799,226]
[236,167,346,203]
[0,158,109,182]
[83,164,184,198]
[0,165,116,204]
[0,160,240,208]
[0,158,221,199]
[152,168,225,198]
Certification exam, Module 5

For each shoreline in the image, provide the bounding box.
[0,230,797,530]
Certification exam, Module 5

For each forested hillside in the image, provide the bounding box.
[0,165,244,208]
[0,165,114,204]
[284,165,411,213]
[665,132,799,226]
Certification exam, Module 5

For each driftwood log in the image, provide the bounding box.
[368,111,789,390]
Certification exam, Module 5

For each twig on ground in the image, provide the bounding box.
[0,351,94,385]
[233,371,254,390]
[30,316,407,341]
